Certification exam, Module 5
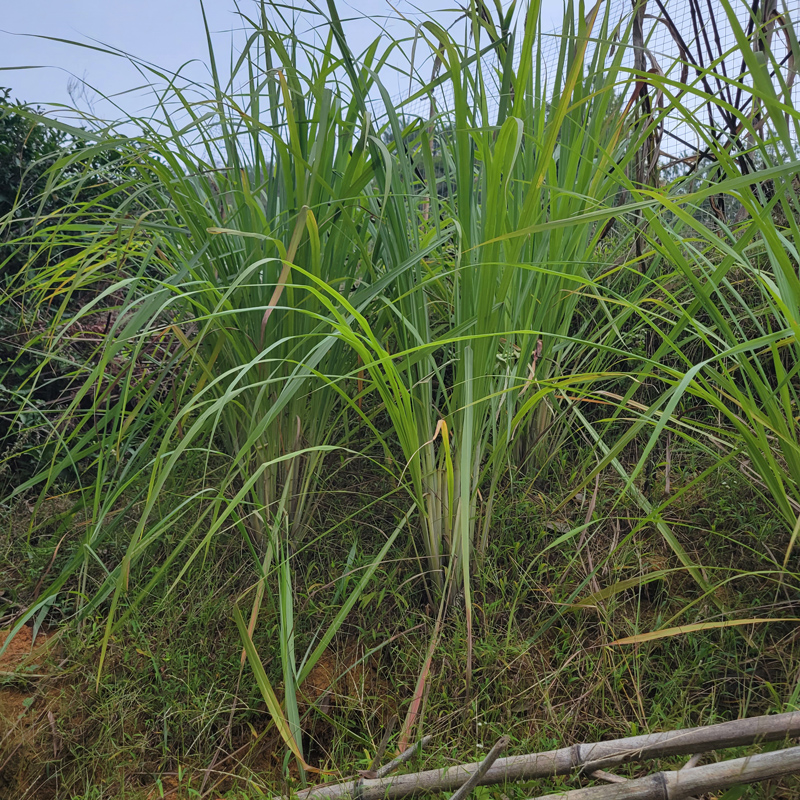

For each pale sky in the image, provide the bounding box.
[1,1,567,122]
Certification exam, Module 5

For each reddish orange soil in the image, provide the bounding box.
[0,625,59,798]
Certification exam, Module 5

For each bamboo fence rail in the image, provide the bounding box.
[297,711,800,800]
[531,744,800,800]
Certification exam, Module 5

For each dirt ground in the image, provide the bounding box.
[0,625,60,799]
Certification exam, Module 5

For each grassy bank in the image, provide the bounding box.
[3,0,800,796]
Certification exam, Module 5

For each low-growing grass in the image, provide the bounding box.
[3,439,800,797]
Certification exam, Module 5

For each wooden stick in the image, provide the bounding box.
[588,771,626,784]
[681,753,702,770]
[677,753,703,800]
[449,737,510,800]
[297,711,800,800]
[530,744,800,800]
[375,736,433,780]
[355,717,400,784]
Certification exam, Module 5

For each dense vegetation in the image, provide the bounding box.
[3,0,800,797]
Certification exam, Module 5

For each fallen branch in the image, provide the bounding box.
[297,711,800,800]
[530,744,800,800]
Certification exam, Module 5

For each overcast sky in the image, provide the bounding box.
[1,1,567,123]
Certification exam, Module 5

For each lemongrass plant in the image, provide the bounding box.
[0,4,451,775]
[4,8,411,551]
[564,0,800,591]
[319,0,653,682]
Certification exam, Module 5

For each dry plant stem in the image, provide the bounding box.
[529,745,800,800]
[200,666,244,796]
[375,736,433,780]
[578,472,601,596]
[297,712,800,800]
[46,710,60,759]
[449,737,510,800]
[664,431,672,495]
[371,715,398,773]
[398,604,444,751]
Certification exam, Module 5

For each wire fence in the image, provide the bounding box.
[373,0,799,160]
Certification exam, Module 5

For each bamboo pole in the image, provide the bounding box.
[530,744,800,800]
[296,712,800,800]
